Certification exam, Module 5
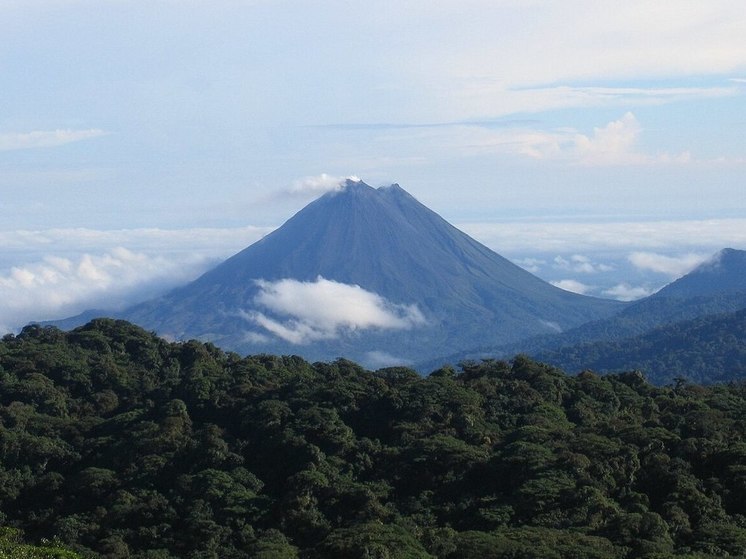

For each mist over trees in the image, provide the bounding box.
[1,319,746,558]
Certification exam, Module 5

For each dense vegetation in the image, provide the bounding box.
[537,308,746,385]
[1,319,746,558]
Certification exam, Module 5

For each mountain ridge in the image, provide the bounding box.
[420,247,746,373]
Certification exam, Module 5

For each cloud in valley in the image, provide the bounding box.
[245,277,426,344]
[602,283,656,301]
[550,279,593,295]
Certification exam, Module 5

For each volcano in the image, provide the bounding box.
[61,180,624,366]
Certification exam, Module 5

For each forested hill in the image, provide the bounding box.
[2,320,746,558]
[536,308,746,385]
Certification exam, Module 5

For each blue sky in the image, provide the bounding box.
[2,0,746,331]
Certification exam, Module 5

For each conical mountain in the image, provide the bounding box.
[89,180,625,365]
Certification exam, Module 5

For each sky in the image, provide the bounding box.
[2,0,746,332]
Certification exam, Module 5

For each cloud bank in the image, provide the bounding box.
[553,254,614,274]
[628,251,710,278]
[0,248,216,333]
[244,277,426,344]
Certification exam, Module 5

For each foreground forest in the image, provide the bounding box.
[1,320,746,558]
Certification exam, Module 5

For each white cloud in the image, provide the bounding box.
[514,257,545,273]
[0,248,214,332]
[287,174,361,196]
[408,1,746,120]
[0,225,274,333]
[553,254,613,274]
[405,113,698,167]
[514,112,694,166]
[550,279,593,295]
[244,276,426,344]
[0,226,271,265]
[458,218,746,254]
[628,251,710,278]
[364,350,412,368]
[602,283,656,301]
[0,129,107,151]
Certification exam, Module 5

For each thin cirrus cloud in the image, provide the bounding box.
[0,129,108,151]
[243,276,427,345]
[446,82,739,120]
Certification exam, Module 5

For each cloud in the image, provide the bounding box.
[0,226,271,265]
[448,83,739,121]
[0,248,214,333]
[550,279,593,295]
[514,257,545,273]
[513,112,694,166]
[405,113,699,167]
[409,2,746,120]
[0,225,275,332]
[0,129,107,151]
[287,174,361,196]
[602,283,656,301]
[364,350,412,368]
[628,251,710,278]
[458,218,746,254]
[553,254,613,274]
[244,276,426,344]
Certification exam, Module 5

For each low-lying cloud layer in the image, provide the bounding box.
[0,218,737,332]
[628,251,710,278]
[0,248,216,333]
[244,277,427,344]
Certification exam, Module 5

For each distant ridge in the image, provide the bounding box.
[654,248,746,298]
[421,247,746,377]
[54,180,623,366]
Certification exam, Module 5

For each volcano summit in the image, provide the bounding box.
[60,180,624,366]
